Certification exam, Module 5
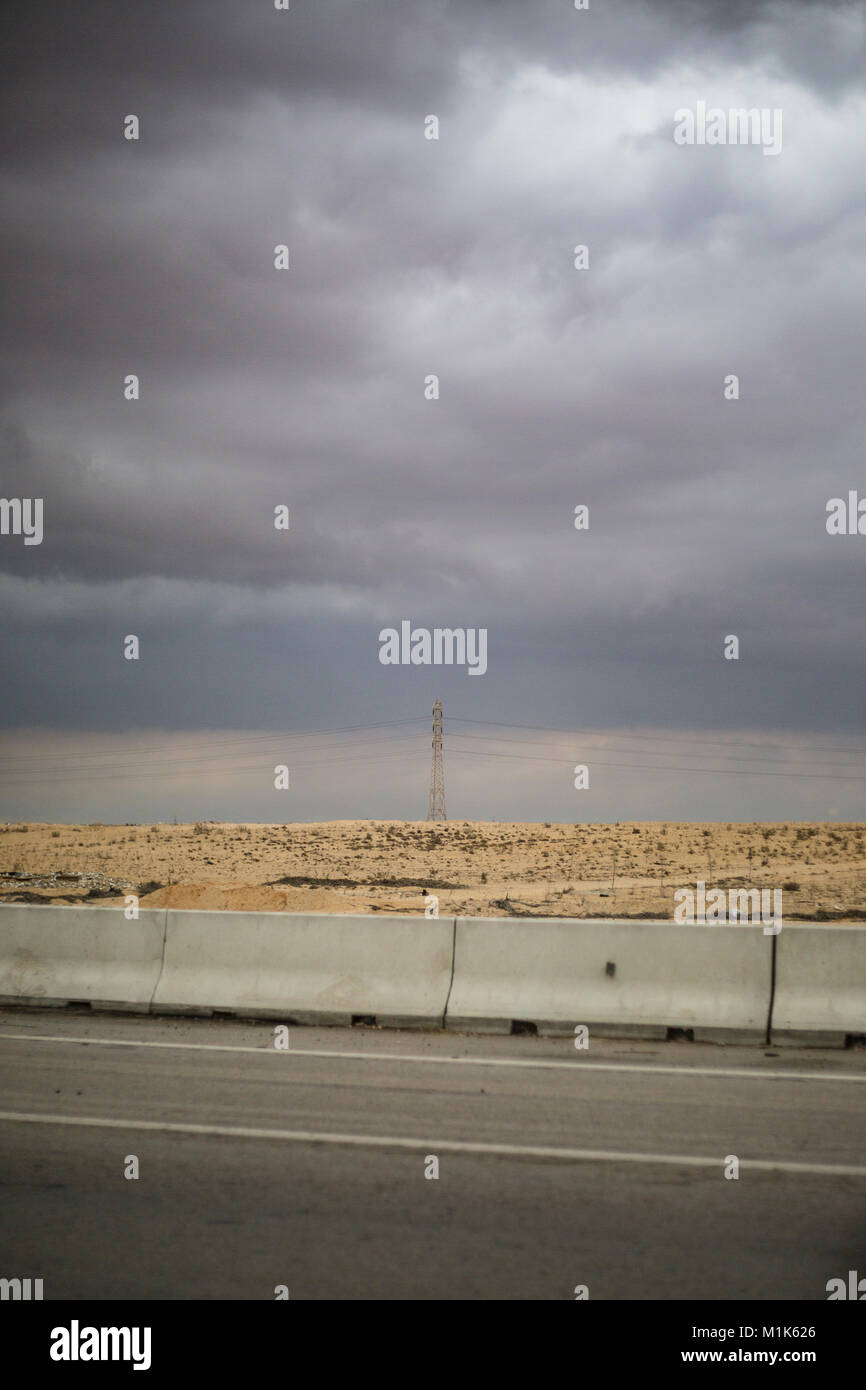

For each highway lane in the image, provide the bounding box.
[0,1009,864,1299]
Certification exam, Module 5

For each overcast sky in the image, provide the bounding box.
[1,0,865,824]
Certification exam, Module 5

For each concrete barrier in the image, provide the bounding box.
[4,905,858,1047]
[771,925,866,1046]
[445,917,773,1042]
[0,904,166,1011]
[151,910,455,1028]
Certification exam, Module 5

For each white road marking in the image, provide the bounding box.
[0,1030,862,1084]
[0,1108,863,1175]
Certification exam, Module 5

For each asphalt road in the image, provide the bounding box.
[0,1008,864,1300]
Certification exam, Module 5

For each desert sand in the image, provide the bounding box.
[0,820,864,920]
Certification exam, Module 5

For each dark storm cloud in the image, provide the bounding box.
[2,0,859,171]
[1,0,865,822]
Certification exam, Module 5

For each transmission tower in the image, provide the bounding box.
[427,698,446,821]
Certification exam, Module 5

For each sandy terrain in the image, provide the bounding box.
[0,820,864,920]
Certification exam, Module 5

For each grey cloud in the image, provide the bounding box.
[1,0,865,819]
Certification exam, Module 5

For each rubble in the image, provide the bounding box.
[0,870,136,901]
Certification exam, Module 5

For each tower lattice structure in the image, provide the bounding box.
[427,698,446,821]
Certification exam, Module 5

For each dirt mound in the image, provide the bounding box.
[140,883,363,914]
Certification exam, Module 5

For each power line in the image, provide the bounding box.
[0,731,422,778]
[0,741,427,787]
[446,730,866,771]
[445,745,866,781]
[448,717,866,758]
[2,710,866,798]
[0,718,427,769]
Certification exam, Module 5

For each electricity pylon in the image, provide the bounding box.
[427,698,446,821]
